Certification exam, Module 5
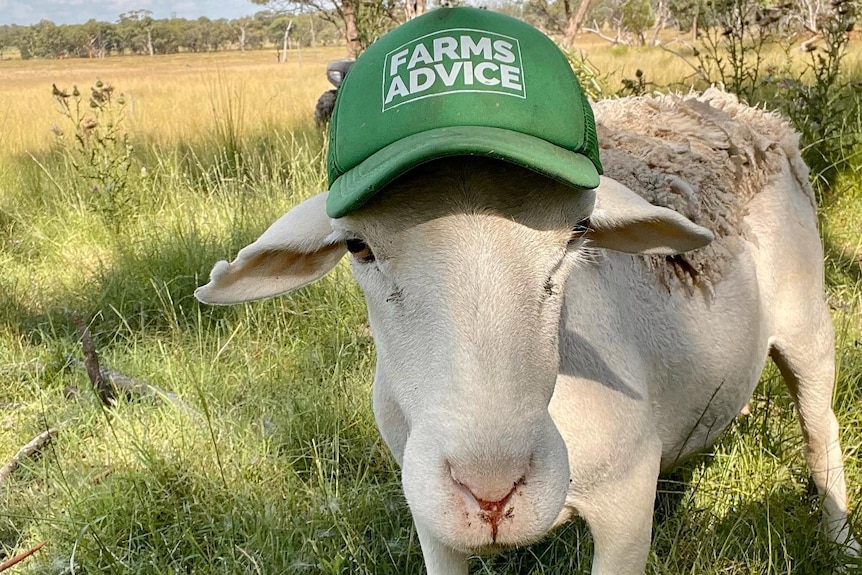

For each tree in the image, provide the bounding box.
[117,10,154,55]
[524,0,597,49]
[151,18,184,53]
[249,0,400,57]
[237,16,252,51]
[80,20,118,58]
[23,20,65,58]
[668,0,706,38]
[0,25,25,59]
[0,11,387,60]
[562,0,594,47]
[404,0,427,21]
[250,1,303,59]
[621,0,655,43]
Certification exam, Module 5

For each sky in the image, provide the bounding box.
[0,0,264,26]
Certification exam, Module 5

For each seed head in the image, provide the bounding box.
[52,84,69,98]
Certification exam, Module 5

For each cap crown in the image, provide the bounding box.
[327,7,602,214]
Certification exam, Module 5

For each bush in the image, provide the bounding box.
[50,80,137,233]
[691,0,860,192]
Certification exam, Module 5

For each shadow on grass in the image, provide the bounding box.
[473,459,846,575]
[0,117,324,337]
[0,227,233,342]
[26,435,423,575]
[653,475,849,575]
[0,125,328,348]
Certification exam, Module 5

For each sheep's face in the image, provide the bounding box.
[331,158,594,551]
[196,155,712,554]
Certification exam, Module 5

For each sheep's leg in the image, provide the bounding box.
[771,315,860,559]
[416,523,469,575]
[578,438,661,575]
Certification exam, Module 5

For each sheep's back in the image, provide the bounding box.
[593,87,811,293]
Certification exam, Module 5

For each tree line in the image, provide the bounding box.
[0,0,849,61]
[499,0,845,48]
[0,9,341,60]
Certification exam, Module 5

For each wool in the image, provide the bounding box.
[593,87,813,292]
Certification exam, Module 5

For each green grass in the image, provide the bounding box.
[1,48,861,575]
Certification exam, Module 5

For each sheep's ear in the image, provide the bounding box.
[195,192,346,305]
[586,176,714,255]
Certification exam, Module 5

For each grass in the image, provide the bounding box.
[0,41,861,574]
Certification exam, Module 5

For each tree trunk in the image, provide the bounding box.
[310,16,317,47]
[239,24,246,52]
[280,19,293,63]
[563,0,593,49]
[690,4,699,41]
[343,0,360,57]
[146,26,154,56]
[405,0,427,20]
[650,0,666,46]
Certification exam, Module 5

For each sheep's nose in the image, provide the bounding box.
[450,464,525,542]
[449,463,526,514]
[463,481,520,516]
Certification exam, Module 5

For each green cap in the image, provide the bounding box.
[326,6,603,218]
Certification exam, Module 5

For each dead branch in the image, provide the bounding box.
[582,22,629,45]
[62,355,191,413]
[658,42,708,79]
[0,429,58,488]
[800,32,822,51]
[0,541,46,573]
[72,315,115,406]
[68,315,192,414]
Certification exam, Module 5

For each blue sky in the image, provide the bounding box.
[0,0,264,26]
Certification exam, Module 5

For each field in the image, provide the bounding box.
[1,39,861,574]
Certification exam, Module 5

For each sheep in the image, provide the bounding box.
[194,9,858,575]
[195,102,858,573]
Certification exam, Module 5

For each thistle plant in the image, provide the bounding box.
[777,0,860,189]
[672,0,858,193]
[620,69,649,97]
[693,0,780,103]
[51,80,136,232]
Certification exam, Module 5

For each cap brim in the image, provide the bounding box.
[326,126,600,218]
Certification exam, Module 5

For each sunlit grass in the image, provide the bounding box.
[0,48,343,155]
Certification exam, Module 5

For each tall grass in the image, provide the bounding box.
[0,43,860,574]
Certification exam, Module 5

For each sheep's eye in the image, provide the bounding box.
[346,238,375,263]
[568,217,591,245]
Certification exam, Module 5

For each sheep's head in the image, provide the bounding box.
[195,157,712,551]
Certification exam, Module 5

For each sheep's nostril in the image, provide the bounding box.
[451,471,525,542]
[473,480,520,516]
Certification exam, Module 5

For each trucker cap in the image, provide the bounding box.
[326,6,603,218]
